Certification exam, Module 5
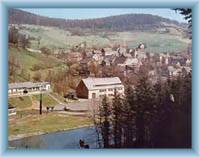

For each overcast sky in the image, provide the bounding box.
[20,8,187,23]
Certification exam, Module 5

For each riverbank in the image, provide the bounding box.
[9,126,100,149]
[9,124,94,141]
[9,110,93,141]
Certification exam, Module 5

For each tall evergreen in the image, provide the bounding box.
[112,89,123,148]
[135,75,156,147]
[122,85,136,147]
[96,73,191,148]
[99,95,111,148]
[175,8,192,27]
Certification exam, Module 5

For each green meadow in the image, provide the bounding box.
[18,24,191,53]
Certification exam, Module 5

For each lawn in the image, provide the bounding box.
[32,94,58,107]
[9,110,93,136]
[8,96,32,109]
[50,92,66,103]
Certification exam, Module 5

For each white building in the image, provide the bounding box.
[76,77,124,99]
[8,82,51,96]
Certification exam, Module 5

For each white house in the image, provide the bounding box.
[8,82,51,96]
[76,77,124,99]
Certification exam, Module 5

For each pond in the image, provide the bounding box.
[9,127,102,149]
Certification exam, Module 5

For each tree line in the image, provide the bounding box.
[9,9,184,32]
[96,72,191,148]
[9,25,30,49]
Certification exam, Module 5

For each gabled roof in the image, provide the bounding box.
[114,55,127,65]
[81,77,123,90]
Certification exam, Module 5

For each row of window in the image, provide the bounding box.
[99,94,114,98]
[99,87,123,93]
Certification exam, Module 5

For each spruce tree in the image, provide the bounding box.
[122,85,136,147]
[112,89,123,148]
[135,75,156,147]
[100,95,111,148]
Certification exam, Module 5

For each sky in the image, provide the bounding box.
[20,8,186,23]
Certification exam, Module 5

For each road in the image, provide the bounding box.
[54,99,100,114]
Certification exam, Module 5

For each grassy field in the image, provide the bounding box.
[9,46,66,82]
[9,110,92,136]
[33,94,58,107]
[18,24,191,53]
[8,94,59,111]
[108,31,191,53]
[19,24,111,49]
[8,96,32,109]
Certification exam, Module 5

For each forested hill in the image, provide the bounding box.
[9,8,186,31]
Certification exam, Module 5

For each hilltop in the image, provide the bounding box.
[9,8,187,32]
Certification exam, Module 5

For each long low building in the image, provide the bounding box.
[8,81,51,96]
[76,77,124,99]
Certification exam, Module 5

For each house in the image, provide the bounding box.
[124,57,138,66]
[114,54,127,65]
[76,77,124,99]
[138,43,146,49]
[92,53,103,63]
[8,82,51,96]
[102,55,115,66]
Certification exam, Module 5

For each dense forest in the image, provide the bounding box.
[9,9,186,32]
[95,72,191,148]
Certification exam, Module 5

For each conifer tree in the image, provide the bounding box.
[112,89,123,148]
[99,95,111,148]
[135,75,156,147]
[122,85,136,147]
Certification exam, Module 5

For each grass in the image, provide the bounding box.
[8,96,32,109]
[32,94,58,107]
[8,46,66,82]
[9,110,92,136]
[50,92,66,103]
[19,24,111,49]
[8,93,59,111]
[17,24,191,53]
[17,24,191,54]
[109,32,191,53]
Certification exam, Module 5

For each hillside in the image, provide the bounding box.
[14,24,190,53]
[8,45,67,82]
[9,8,187,32]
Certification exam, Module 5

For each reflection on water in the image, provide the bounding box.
[9,127,101,149]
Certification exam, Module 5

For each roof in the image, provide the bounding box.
[125,58,138,65]
[168,66,176,72]
[114,55,127,65]
[81,77,123,90]
[9,82,50,89]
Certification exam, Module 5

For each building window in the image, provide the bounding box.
[99,95,104,98]
[92,93,96,99]
[117,87,123,91]
[99,89,106,92]
[108,88,113,91]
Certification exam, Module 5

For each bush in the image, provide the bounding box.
[32,72,42,81]
[31,64,42,71]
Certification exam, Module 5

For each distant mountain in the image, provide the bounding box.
[9,8,187,32]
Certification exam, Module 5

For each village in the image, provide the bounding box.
[8,42,192,117]
[5,7,193,149]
